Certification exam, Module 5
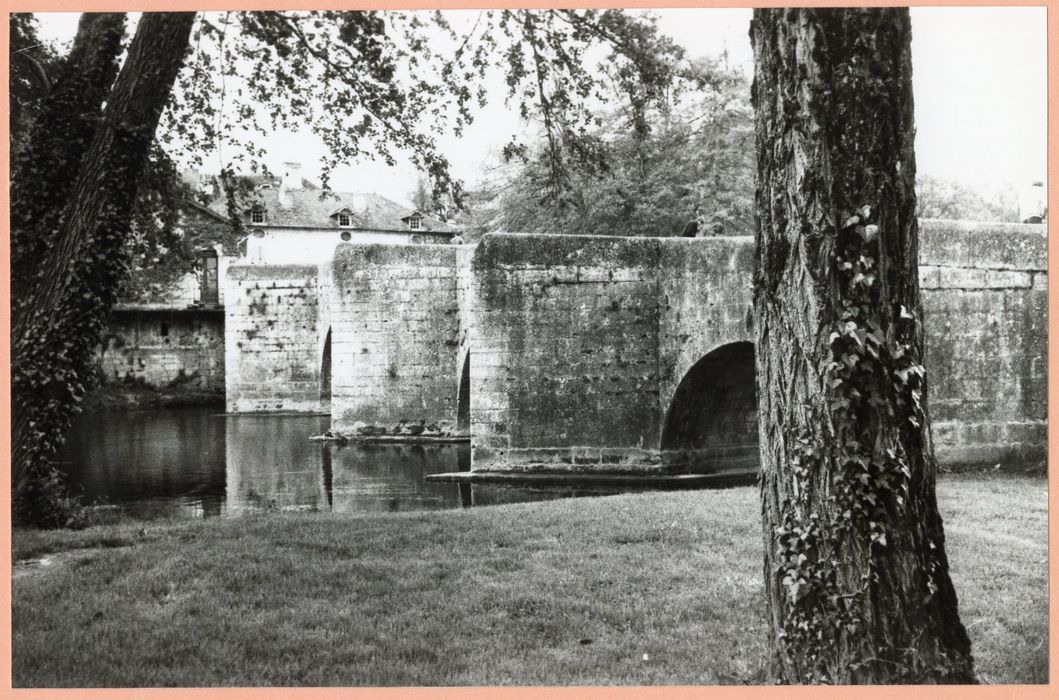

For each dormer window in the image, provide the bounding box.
[250,208,266,225]
[408,214,423,231]
[337,212,352,228]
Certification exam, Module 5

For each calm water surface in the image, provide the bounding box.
[55,408,612,520]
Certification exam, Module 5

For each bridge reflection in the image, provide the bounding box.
[57,409,467,519]
[60,405,762,521]
[224,416,466,515]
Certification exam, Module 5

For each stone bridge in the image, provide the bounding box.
[224,220,1047,475]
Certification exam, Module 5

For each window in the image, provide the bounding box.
[198,249,219,306]
[408,214,423,231]
[338,212,352,227]
[250,209,265,225]
[340,231,352,241]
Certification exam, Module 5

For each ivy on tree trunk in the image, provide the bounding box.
[11,13,195,526]
[750,8,975,683]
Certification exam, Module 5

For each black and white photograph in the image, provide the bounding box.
[8,4,1049,688]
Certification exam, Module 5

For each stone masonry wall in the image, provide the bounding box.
[224,264,325,412]
[96,307,224,391]
[469,234,664,471]
[467,221,1045,473]
[455,245,477,432]
[656,238,756,471]
[656,237,755,416]
[918,219,1047,466]
[329,244,461,436]
[227,218,1045,473]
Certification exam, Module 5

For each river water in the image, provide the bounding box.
[54,407,620,520]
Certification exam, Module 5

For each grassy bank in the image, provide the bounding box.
[12,472,1048,687]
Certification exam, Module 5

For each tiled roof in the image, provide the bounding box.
[209,186,458,234]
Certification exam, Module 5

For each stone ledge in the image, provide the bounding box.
[919,218,1046,270]
[473,232,662,270]
[934,442,1047,469]
[919,265,1037,290]
[426,468,756,488]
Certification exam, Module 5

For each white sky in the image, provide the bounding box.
[32,8,1047,207]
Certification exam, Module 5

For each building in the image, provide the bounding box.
[215,162,460,265]
[95,198,235,394]
[93,162,458,398]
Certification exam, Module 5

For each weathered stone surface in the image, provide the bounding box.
[225,219,1046,471]
[469,234,666,470]
[919,219,1046,271]
[328,243,461,436]
[656,236,755,423]
[224,265,325,412]
[96,307,224,391]
[924,281,1047,466]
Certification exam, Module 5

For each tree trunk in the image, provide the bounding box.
[11,13,195,525]
[10,13,125,304]
[750,8,975,683]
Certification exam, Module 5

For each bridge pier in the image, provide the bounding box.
[328,244,464,438]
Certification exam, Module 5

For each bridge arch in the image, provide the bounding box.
[661,341,758,473]
[456,352,470,435]
[320,327,332,405]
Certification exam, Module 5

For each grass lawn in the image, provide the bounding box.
[11,472,1048,687]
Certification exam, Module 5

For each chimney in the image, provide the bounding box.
[278,161,302,208]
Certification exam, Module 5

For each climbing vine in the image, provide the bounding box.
[11,14,195,527]
[772,205,938,682]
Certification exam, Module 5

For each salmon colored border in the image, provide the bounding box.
[0,0,1054,697]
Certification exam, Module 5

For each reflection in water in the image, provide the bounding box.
[322,447,334,510]
[57,408,467,520]
[56,408,228,519]
[57,408,671,521]
[223,414,332,515]
[329,444,461,514]
[462,484,629,507]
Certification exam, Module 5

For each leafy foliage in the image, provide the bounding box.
[751,8,975,682]
[10,13,128,527]
[11,14,238,308]
[164,10,684,208]
[119,147,243,303]
[773,206,948,683]
[9,14,63,160]
[465,57,754,237]
[916,175,1017,222]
